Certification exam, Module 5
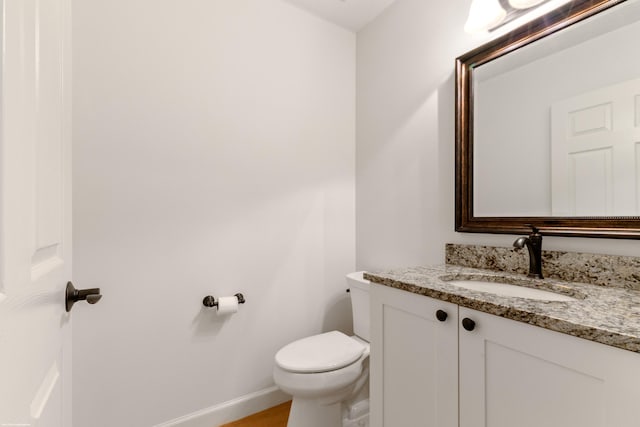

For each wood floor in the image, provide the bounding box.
[219,401,291,427]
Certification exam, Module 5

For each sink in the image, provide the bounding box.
[441,277,578,302]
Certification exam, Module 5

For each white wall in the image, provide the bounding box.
[356,0,474,270]
[72,1,355,426]
[356,0,640,273]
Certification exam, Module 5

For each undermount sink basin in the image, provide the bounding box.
[442,277,578,302]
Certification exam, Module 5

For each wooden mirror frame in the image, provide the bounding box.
[454,0,640,238]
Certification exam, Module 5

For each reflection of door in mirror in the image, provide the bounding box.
[551,78,640,216]
[471,1,640,219]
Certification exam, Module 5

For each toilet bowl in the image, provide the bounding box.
[273,272,371,427]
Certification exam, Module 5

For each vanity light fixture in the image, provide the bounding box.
[508,0,546,8]
[465,0,553,34]
[464,0,507,33]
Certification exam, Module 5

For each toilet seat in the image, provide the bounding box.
[275,331,365,374]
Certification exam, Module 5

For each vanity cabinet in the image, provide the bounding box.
[370,284,458,427]
[371,283,640,427]
[459,307,640,427]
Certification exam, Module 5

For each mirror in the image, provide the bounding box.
[456,0,640,238]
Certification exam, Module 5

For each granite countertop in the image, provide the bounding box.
[364,265,640,353]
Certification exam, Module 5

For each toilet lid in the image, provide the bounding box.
[275,331,366,373]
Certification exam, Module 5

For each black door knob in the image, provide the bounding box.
[462,317,476,331]
[65,281,102,312]
[435,310,448,322]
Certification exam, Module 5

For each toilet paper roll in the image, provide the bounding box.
[216,296,239,314]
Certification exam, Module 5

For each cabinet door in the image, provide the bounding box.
[459,307,640,427]
[370,284,458,427]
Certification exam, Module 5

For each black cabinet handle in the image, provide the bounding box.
[435,310,448,322]
[462,317,476,331]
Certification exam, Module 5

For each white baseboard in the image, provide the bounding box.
[154,386,291,427]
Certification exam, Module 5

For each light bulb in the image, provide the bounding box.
[464,0,507,34]
[508,0,546,9]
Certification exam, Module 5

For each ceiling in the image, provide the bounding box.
[284,0,398,32]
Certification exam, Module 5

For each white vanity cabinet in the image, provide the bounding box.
[459,306,640,427]
[370,283,458,427]
[371,283,640,427]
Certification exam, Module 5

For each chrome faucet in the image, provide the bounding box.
[513,225,543,279]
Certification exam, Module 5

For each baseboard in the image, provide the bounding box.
[154,386,291,427]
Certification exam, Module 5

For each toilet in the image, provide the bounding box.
[273,272,371,427]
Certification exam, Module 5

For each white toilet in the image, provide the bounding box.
[273,272,371,427]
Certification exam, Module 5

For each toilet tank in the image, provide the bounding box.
[346,272,370,342]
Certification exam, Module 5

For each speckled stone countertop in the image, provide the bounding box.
[446,243,640,290]
[364,265,640,353]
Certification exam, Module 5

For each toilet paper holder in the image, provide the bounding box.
[202,293,246,308]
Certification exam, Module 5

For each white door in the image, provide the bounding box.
[0,0,73,426]
[551,78,640,216]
